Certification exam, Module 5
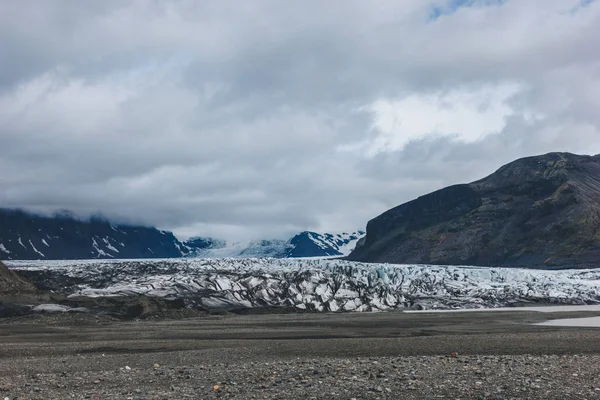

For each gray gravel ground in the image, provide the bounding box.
[2,310,600,399]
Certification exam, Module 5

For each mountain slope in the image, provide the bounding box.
[0,260,36,293]
[348,152,600,268]
[0,209,185,260]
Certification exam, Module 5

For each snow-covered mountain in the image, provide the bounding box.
[183,231,365,259]
[0,208,364,260]
[8,258,600,312]
[0,209,185,260]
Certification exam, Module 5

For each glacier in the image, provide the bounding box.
[182,231,365,259]
[6,258,600,312]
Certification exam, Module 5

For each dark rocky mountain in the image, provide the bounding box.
[0,209,186,260]
[348,152,600,268]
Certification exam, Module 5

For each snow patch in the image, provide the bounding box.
[103,238,120,253]
[29,240,45,258]
[92,237,111,258]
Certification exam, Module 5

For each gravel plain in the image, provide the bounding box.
[2,310,600,399]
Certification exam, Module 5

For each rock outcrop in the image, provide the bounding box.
[0,260,36,293]
[348,152,600,268]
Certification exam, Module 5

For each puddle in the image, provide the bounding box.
[536,316,600,327]
[405,304,600,313]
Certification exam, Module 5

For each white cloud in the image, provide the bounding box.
[363,83,522,154]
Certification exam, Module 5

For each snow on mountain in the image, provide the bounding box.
[183,231,365,259]
[8,258,600,312]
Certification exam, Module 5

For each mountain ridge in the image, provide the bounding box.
[0,208,363,260]
[0,208,185,260]
[348,152,600,268]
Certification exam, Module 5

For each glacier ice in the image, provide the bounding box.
[6,258,600,312]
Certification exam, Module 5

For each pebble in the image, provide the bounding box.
[1,354,599,399]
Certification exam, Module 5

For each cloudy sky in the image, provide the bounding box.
[1,0,599,240]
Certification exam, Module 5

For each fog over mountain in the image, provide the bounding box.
[2,0,600,241]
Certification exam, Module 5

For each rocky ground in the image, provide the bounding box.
[3,354,600,400]
[3,311,600,399]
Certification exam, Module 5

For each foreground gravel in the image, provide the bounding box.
[2,354,600,399]
[3,311,600,399]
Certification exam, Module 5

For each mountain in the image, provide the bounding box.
[183,231,365,258]
[348,152,600,268]
[0,208,364,260]
[183,237,226,251]
[286,231,365,257]
[0,209,186,260]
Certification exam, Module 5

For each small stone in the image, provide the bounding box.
[213,385,220,392]
[450,352,459,358]
[125,366,132,371]
[153,363,160,369]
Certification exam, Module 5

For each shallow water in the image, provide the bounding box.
[536,316,600,327]
[405,304,600,313]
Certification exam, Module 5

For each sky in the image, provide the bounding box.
[1,0,600,240]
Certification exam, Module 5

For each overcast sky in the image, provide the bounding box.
[1,0,600,240]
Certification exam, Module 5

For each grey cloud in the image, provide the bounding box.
[1,0,600,240]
